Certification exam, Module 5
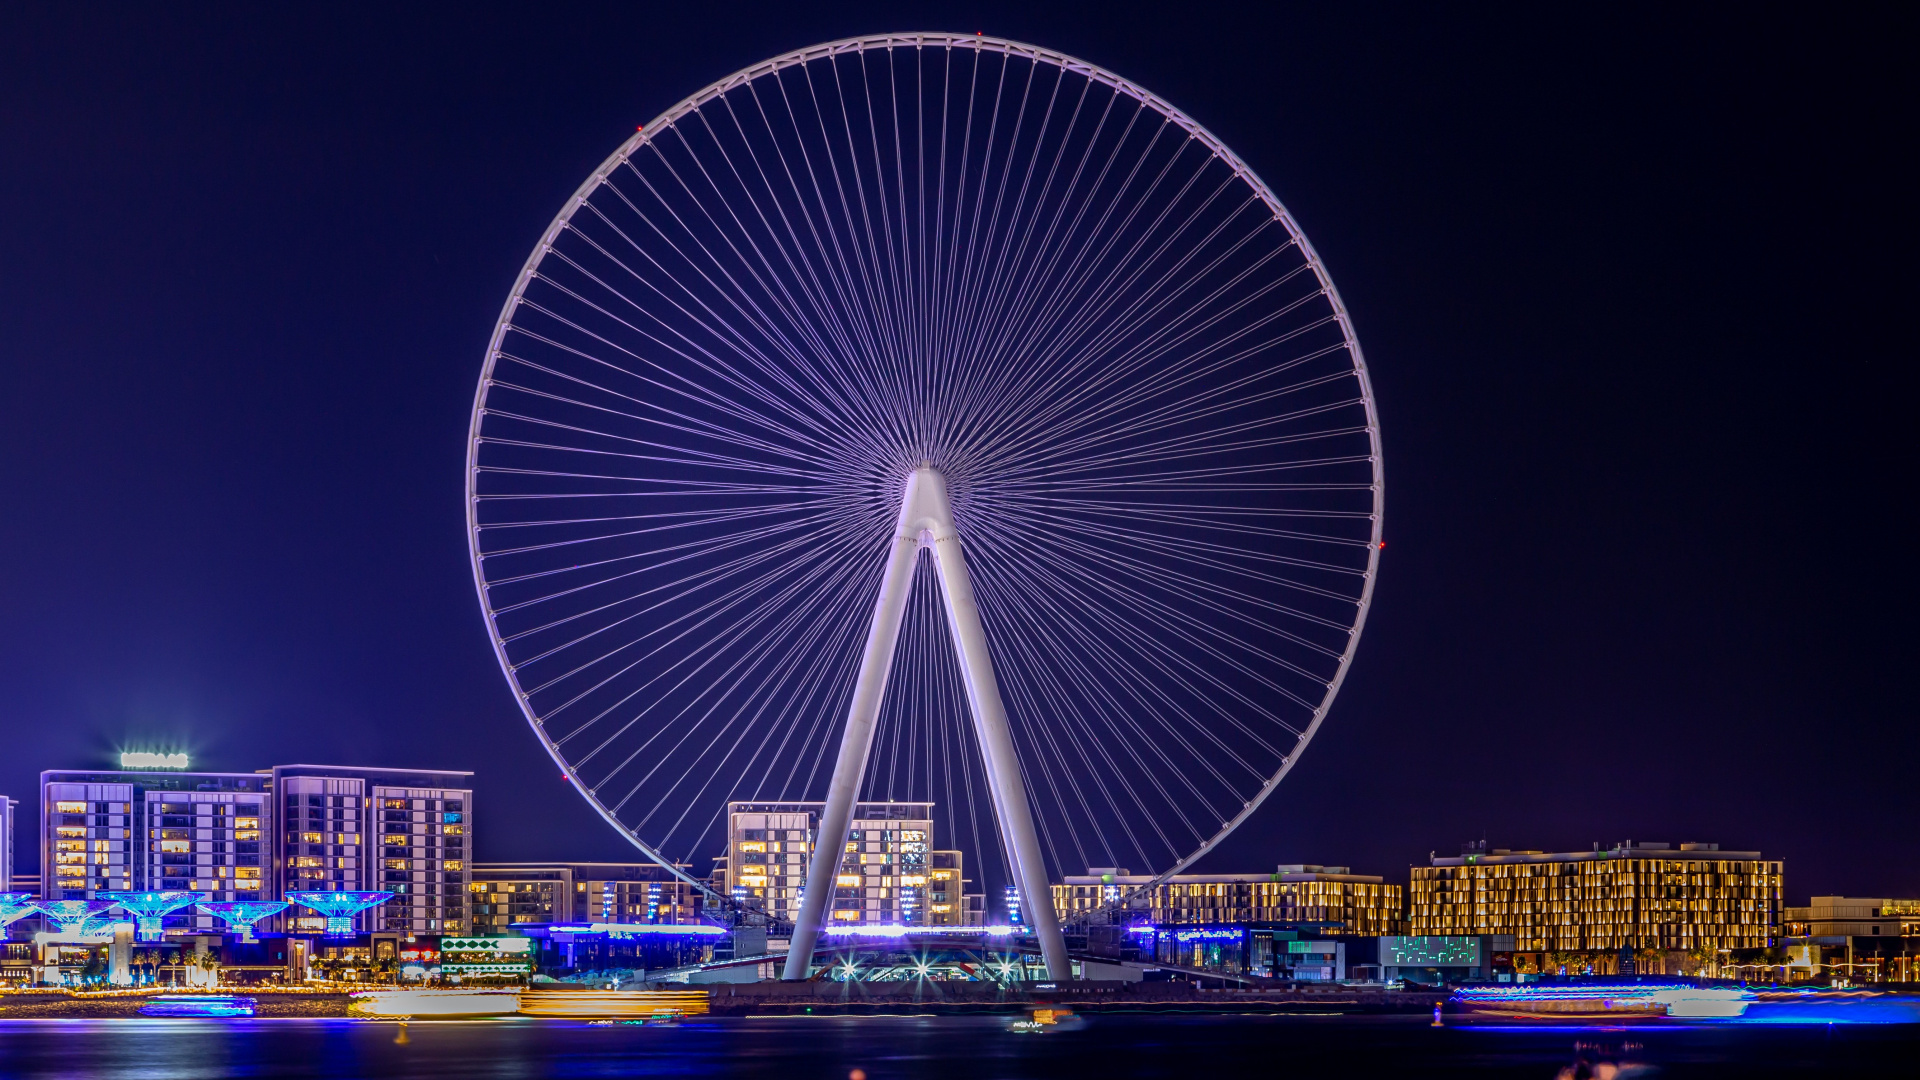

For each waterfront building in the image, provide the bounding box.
[270,765,473,937]
[1783,896,1920,983]
[1053,865,1405,936]
[2,796,14,893]
[34,762,471,940]
[928,850,983,926]
[38,769,272,934]
[720,801,981,927]
[1408,841,1783,968]
[1783,896,1918,940]
[467,862,704,935]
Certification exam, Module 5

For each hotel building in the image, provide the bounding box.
[467,862,704,934]
[1052,865,1405,935]
[39,769,273,933]
[720,801,981,927]
[1408,841,1783,958]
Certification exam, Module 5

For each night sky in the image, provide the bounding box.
[2,3,1912,896]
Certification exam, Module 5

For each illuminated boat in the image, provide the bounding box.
[1453,983,1752,1019]
[348,989,523,1018]
[140,995,257,1018]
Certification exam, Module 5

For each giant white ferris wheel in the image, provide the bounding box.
[467,33,1381,980]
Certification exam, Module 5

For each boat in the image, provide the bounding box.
[1453,983,1751,1020]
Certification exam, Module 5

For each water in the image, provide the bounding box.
[1,1015,1915,1078]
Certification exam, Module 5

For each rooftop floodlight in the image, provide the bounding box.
[196,900,290,942]
[98,891,210,942]
[0,893,36,930]
[37,899,119,934]
[286,891,394,938]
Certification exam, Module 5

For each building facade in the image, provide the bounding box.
[1409,841,1783,962]
[468,862,704,935]
[2,796,14,893]
[33,763,470,940]
[270,765,474,937]
[39,769,272,934]
[1783,896,1920,983]
[720,801,980,927]
[1053,865,1405,936]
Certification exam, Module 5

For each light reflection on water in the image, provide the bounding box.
[0,1013,1915,1078]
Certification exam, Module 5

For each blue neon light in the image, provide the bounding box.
[99,891,209,942]
[140,995,256,1018]
[286,891,395,937]
[821,924,1022,938]
[196,900,290,942]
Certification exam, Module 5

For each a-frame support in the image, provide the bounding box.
[781,467,1071,981]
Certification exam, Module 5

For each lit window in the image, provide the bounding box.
[293,856,323,868]
[836,874,861,887]
[56,827,85,839]
[443,825,464,836]
[56,801,87,813]
[738,841,765,853]
[234,817,259,830]
[160,839,190,853]
[234,829,259,841]
[303,832,323,844]
[235,867,260,879]
[385,859,408,870]
[445,860,463,871]
[384,834,407,846]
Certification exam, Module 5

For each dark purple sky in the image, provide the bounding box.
[1,3,1911,896]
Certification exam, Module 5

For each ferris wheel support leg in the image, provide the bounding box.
[780,526,921,981]
[917,477,1074,982]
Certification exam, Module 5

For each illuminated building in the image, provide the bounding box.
[1783,896,1920,983]
[1053,865,1405,935]
[467,862,704,935]
[2,795,15,893]
[927,850,982,925]
[721,801,980,927]
[514,921,724,973]
[1408,841,1783,969]
[438,935,535,978]
[269,765,473,936]
[38,762,470,940]
[38,769,270,934]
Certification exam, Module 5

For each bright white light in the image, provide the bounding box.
[120,752,189,770]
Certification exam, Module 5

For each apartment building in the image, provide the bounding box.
[467,861,704,934]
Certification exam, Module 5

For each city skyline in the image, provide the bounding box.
[1,3,1911,906]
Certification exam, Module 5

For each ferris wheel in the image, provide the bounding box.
[467,33,1381,979]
